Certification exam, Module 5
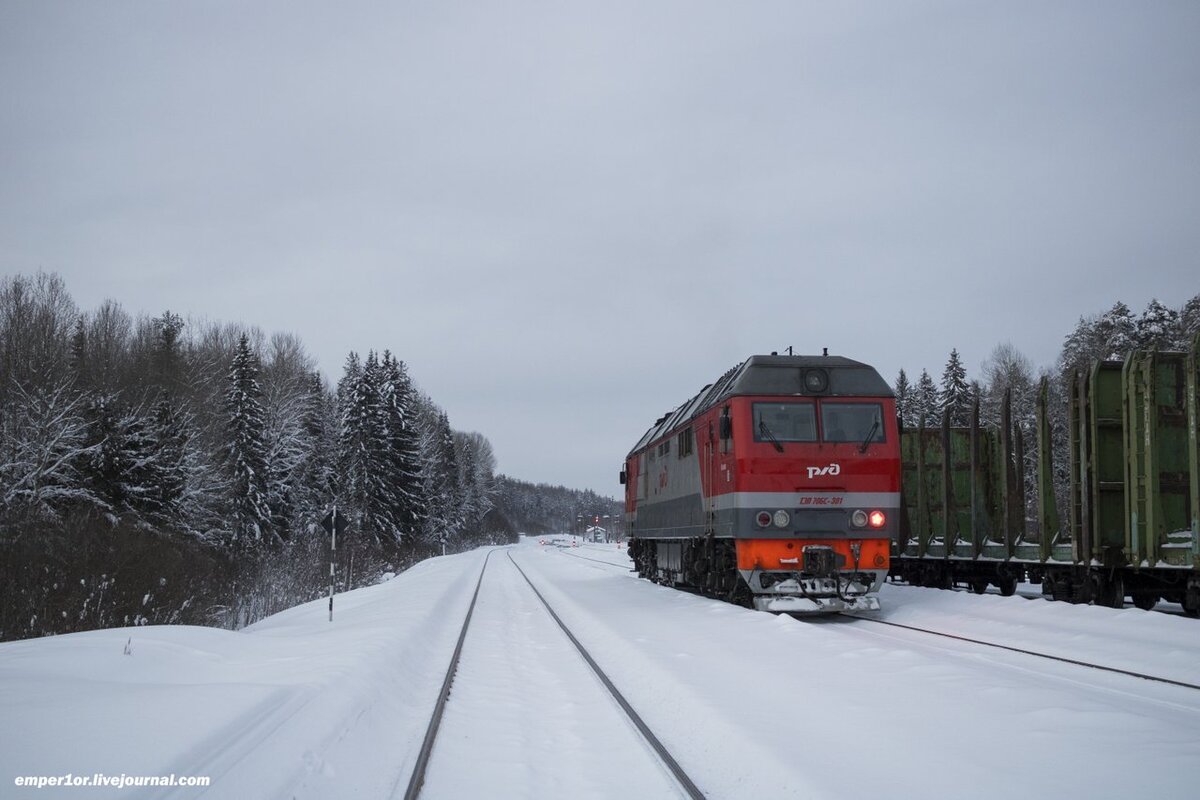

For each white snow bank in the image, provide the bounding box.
[0,550,490,799]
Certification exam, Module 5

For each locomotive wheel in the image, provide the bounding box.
[727,579,753,609]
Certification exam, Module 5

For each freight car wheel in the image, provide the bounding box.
[996,575,1018,597]
[1090,573,1123,609]
[1131,593,1158,611]
[970,580,989,595]
[1184,586,1200,618]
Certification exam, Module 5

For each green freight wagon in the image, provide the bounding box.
[891,334,1200,616]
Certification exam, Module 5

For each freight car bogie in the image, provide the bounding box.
[889,558,1019,596]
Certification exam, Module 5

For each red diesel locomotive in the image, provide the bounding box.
[621,354,900,613]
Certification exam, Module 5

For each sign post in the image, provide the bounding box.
[320,506,348,622]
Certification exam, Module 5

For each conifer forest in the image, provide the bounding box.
[0,272,613,641]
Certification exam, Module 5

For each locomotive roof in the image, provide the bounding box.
[628,354,893,455]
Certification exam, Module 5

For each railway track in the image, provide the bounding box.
[395,550,495,800]
[835,613,1200,694]
[395,548,706,800]
[555,547,636,570]
[556,546,1200,692]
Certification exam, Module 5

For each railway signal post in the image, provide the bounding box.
[321,506,348,621]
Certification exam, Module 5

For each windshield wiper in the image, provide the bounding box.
[758,419,785,453]
[859,419,880,454]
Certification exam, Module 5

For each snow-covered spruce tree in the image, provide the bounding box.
[362,351,401,544]
[894,369,912,429]
[78,394,159,517]
[1059,302,1137,379]
[1179,294,1200,343]
[1058,315,1097,379]
[380,352,425,545]
[336,351,365,526]
[454,430,497,540]
[338,351,398,544]
[1096,302,1137,359]
[292,370,337,531]
[1136,298,1180,351]
[148,390,188,520]
[151,311,185,392]
[222,333,272,545]
[422,410,460,550]
[939,349,972,427]
[69,316,88,386]
[913,369,938,428]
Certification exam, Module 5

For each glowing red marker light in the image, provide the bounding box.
[868,510,886,528]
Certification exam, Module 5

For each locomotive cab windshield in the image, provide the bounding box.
[821,403,885,444]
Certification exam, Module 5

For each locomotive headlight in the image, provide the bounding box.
[868,510,886,528]
[756,511,772,528]
[803,369,829,393]
[773,510,790,528]
[851,510,868,528]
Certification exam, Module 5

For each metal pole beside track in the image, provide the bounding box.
[329,505,336,622]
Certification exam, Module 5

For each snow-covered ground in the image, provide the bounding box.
[3,538,1199,799]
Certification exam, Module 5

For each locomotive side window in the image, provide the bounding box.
[752,402,817,442]
[677,428,693,457]
[821,403,886,443]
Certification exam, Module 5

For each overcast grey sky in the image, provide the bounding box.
[2,1,1197,496]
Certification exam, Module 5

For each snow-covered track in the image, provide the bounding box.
[840,613,1200,692]
[506,551,707,800]
[394,550,494,800]
[556,548,636,571]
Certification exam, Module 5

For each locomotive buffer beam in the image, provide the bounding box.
[754,592,880,614]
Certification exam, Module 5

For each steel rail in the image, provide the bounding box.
[842,614,1200,692]
[506,551,707,800]
[397,549,494,800]
[555,548,636,570]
